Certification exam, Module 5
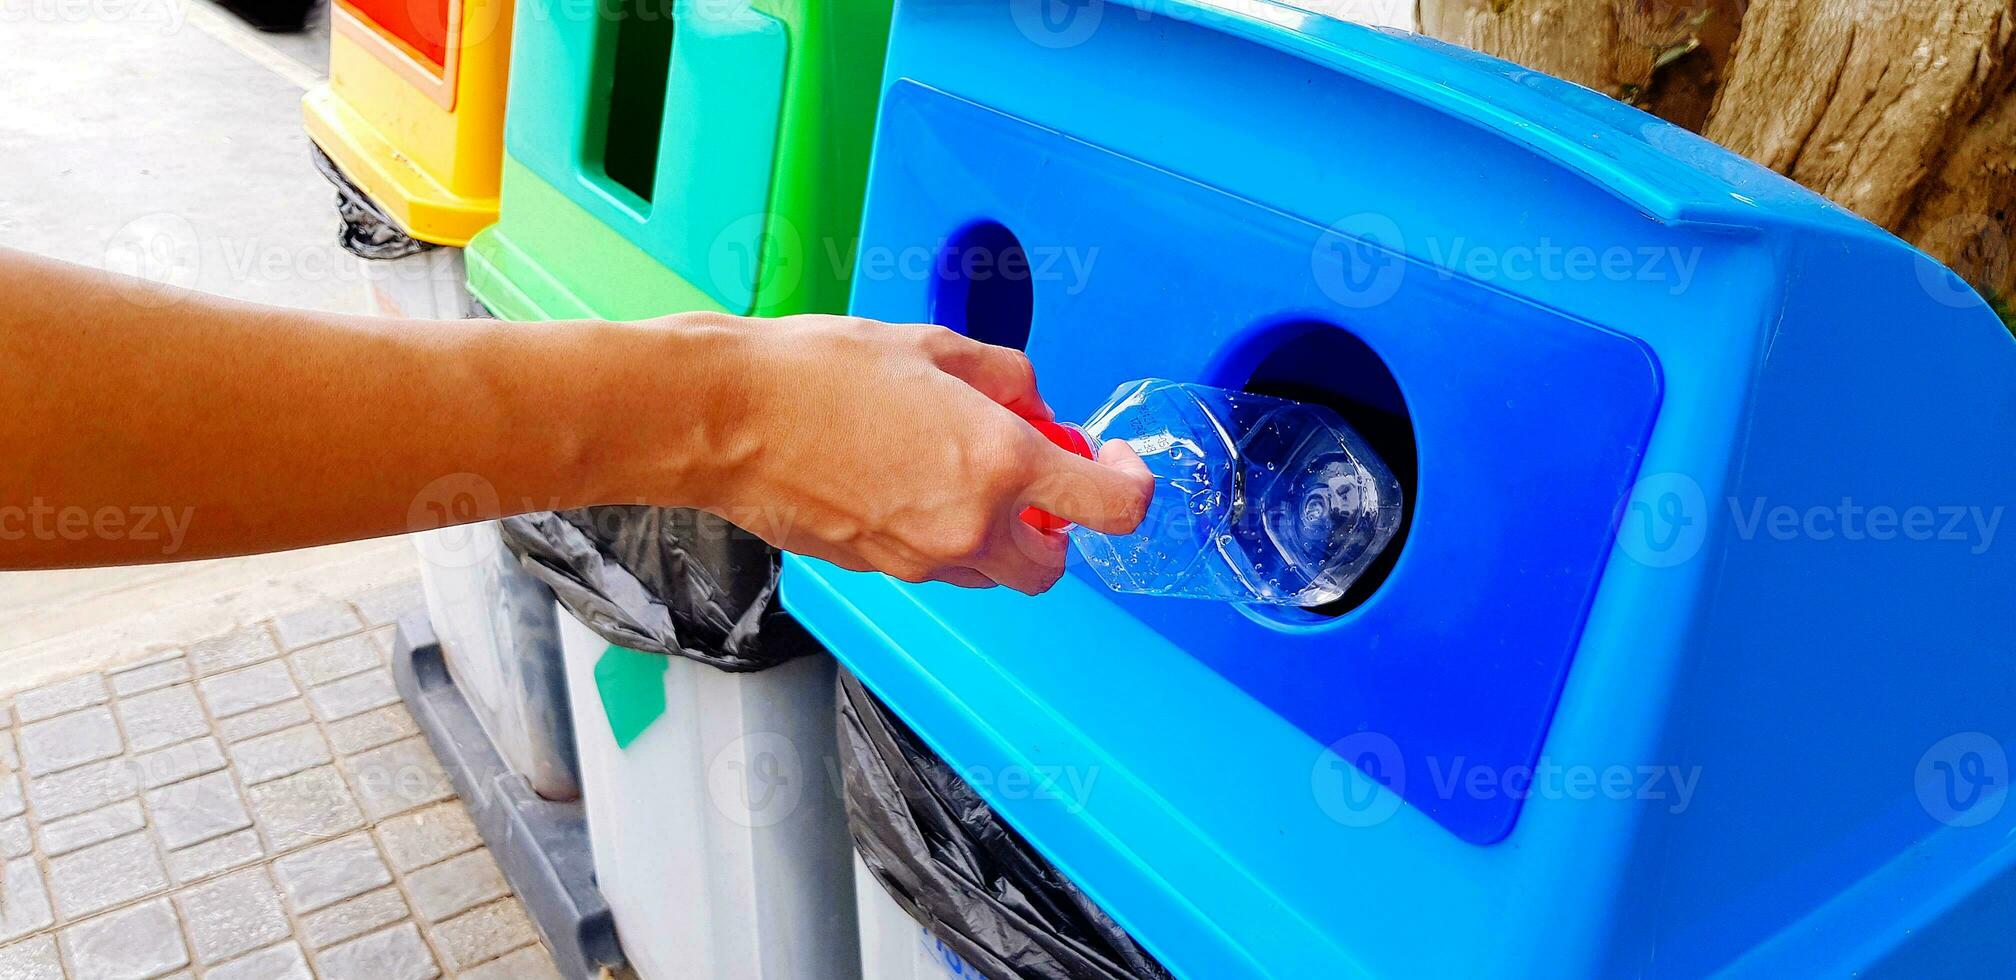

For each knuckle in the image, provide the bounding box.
[918,324,966,356]
[950,519,993,559]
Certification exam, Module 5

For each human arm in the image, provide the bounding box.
[0,247,1151,593]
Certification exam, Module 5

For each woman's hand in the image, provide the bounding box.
[697,314,1154,595]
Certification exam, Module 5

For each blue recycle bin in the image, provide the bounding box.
[781,1,2016,977]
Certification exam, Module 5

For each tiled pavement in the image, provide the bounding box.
[0,581,565,980]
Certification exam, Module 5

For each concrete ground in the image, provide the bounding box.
[0,3,560,977]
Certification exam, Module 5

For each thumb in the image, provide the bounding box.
[1025,438,1154,536]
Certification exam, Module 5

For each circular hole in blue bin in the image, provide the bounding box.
[1216,321,1415,626]
[930,221,1034,351]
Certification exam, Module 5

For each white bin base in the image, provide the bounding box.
[363,247,474,319]
[854,857,991,980]
[414,522,575,800]
[558,605,859,980]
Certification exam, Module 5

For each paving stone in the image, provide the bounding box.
[271,833,392,914]
[247,766,365,852]
[0,857,53,942]
[289,635,382,688]
[0,934,63,980]
[315,923,439,980]
[299,886,410,950]
[57,897,188,980]
[0,819,26,859]
[109,657,192,698]
[405,848,509,923]
[46,830,166,923]
[0,730,17,773]
[197,662,298,719]
[134,737,226,790]
[37,799,146,857]
[27,757,137,821]
[307,669,400,723]
[215,699,312,744]
[341,737,452,820]
[114,684,208,754]
[374,802,480,873]
[17,706,123,776]
[14,674,108,724]
[325,704,419,757]
[458,943,565,980]
[172,867,291,965]
[187,627,279,677]
[427,898,536,971]
[142,771,251,850]
[164,828,264,885]
[0,775,20,821]
[350,580,425,628]
[274,603,365,651]
[46,832,167,919]
[206,941,310,980]
[230,725,332,786]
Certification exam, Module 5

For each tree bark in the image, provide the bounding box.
[1417,0,1742,129]
[1418,0,2016,311]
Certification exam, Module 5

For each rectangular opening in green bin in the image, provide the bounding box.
[594,0,676,205]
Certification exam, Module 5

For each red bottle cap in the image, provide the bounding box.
[1022,419,1094,532]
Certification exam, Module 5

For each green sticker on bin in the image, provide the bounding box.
[594,645,667,749]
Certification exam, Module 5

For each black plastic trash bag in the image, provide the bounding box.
[838,669,1173,980]
[310,144,434,261]
[501,507,810,671]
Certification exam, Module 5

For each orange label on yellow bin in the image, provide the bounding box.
[340,0,455,72]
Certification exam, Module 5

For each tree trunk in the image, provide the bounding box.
[1418,0,2016,316]
[1417,0,1743,130]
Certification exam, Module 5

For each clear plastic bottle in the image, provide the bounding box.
[1043,379,1404,608]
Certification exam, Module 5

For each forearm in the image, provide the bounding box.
[0,248,740,568]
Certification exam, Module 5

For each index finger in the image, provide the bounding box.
[914,326,1053,420]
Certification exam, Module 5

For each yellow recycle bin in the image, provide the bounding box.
[304,0,512,248]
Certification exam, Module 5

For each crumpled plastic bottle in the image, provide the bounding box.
[1031,379,1404,607]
